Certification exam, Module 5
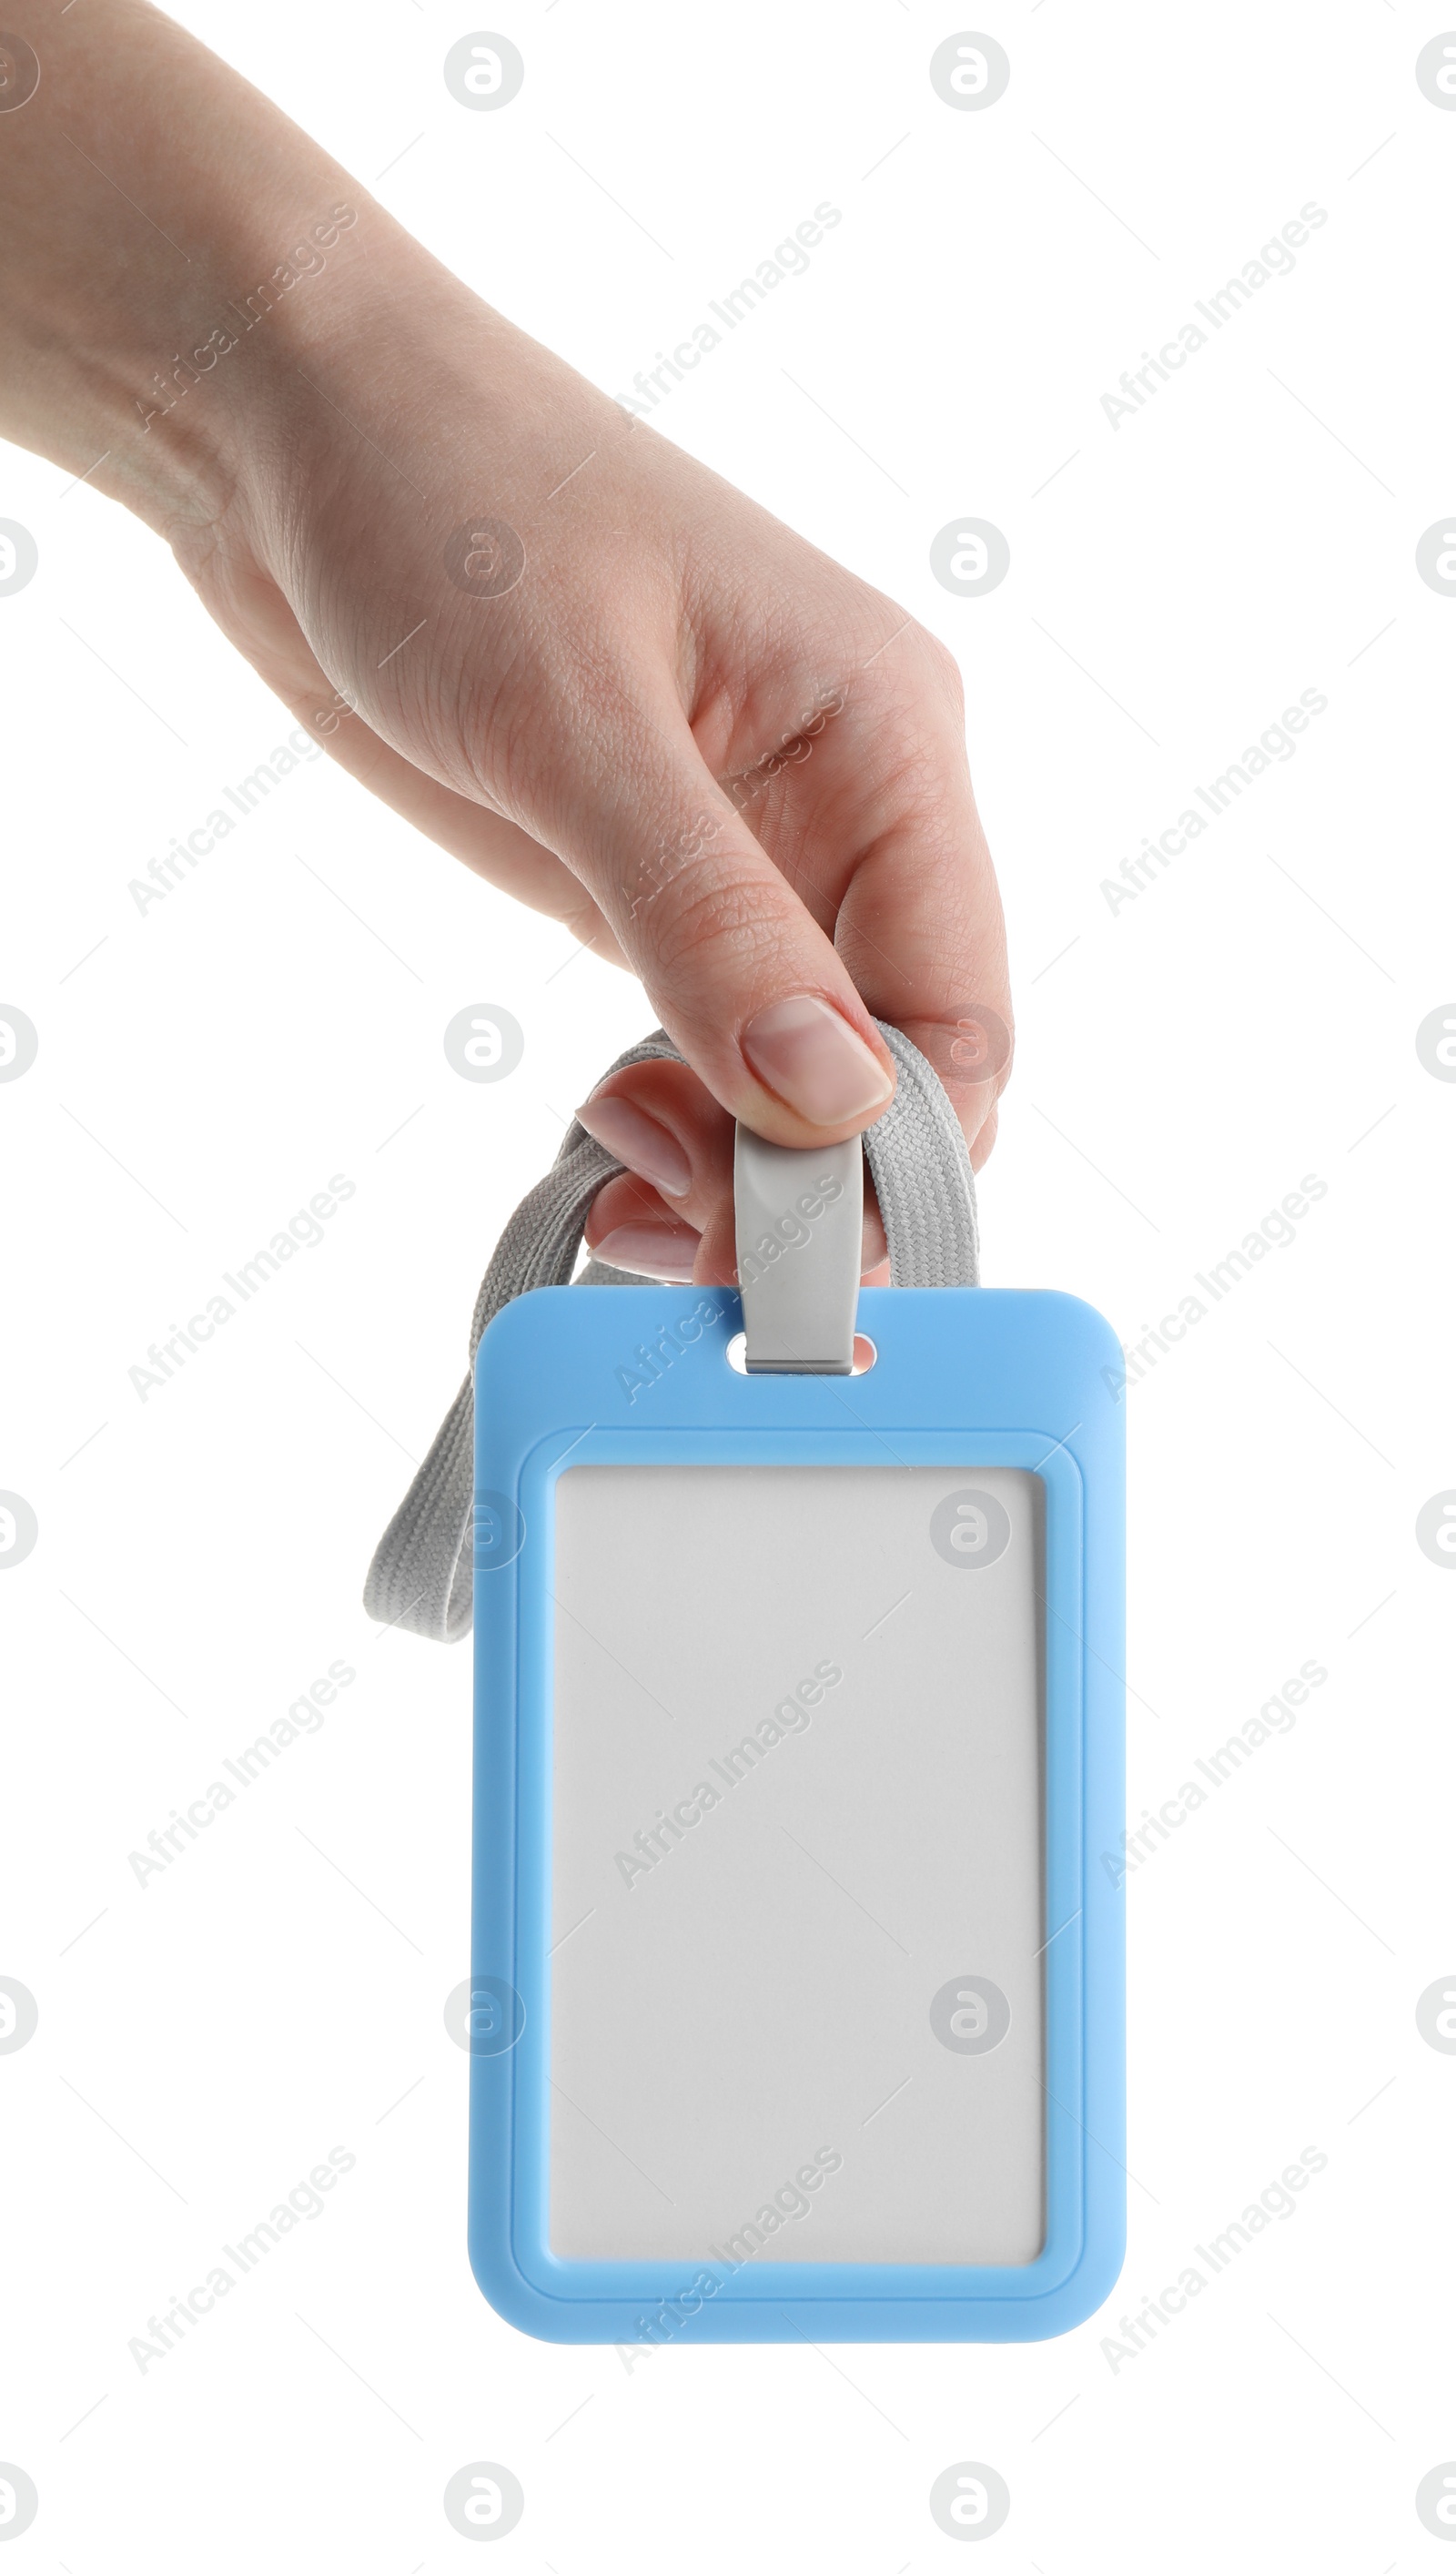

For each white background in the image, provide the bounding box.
[3,0,1455,2564]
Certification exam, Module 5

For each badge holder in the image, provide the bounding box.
[452,1062,1127,2346]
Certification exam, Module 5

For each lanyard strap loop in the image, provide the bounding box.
[363,1019,979,1642]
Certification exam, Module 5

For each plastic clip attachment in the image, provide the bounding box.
[733,1125,864,1373]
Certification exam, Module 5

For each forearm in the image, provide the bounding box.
[0,0,641,623]
[0,0,393,537]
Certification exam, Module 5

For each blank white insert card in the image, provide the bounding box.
[548,1463,1046,2268]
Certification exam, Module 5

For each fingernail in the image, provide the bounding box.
[575,1094,692,1198]
[742,995,894,1128]
[591,1221,701,1281]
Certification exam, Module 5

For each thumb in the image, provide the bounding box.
[564,717,896,1147]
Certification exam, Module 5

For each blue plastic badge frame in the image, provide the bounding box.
[468,1284,1126,2343]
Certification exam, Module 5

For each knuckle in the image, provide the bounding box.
[916,626,966,708]
[626,857,785,982]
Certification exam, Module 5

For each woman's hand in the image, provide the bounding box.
[0,1,1012,1283]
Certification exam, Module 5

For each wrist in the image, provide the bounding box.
[117,193,374,534]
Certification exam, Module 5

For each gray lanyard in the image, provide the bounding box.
[363,1019,980,1642]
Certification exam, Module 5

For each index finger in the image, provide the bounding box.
[740,626,1013,1160]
